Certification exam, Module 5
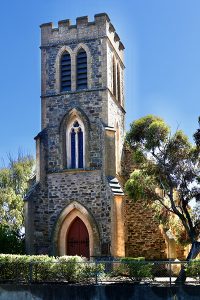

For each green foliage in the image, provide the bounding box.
[132,148,147,165]
[119,257,153,281]
[0,154,34,232]
[186,260,200,278]
[0,254,56,282]
[53,256,87,282]
[1,254,199,284]
[0,154,34,254]
[29,255,57,282]
[125,170,157,201]
[151,201,191,245]
[0,225,25,254]
[0,254,103,283]
[80,261,105,282]
[126,115,170,150]
[193,116,200,147]
[193,203,200,231]
[126,115,200,246]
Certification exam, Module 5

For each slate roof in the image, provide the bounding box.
[108,177,124,196]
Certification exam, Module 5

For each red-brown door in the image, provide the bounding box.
[67,217,89,258]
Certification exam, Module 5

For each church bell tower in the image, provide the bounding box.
[25,13,126,257]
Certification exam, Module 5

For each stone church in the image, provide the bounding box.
[25,13,184,259]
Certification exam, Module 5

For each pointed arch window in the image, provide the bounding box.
[60,52,71,92]
[113,57,116,97]
[67,119,85,169]
[77,49,87,90]
[117,64,121,103]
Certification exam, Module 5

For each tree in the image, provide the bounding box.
[0,224,25,254]
[194,116,200,147]
[125,115,200,282]
[0,153,35,253]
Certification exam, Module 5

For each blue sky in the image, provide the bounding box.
[0,0,199,166]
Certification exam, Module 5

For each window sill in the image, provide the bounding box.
[47,168,101,175]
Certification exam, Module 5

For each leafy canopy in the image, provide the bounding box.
[0,154,35,230]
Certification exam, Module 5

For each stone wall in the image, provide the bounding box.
[26,169,114,255]
[42,91,107,171]
[121,146,167,259]
[106,41,125,107]
[47,170,112,244]
[124,197,167,259]
[25,183,49,254]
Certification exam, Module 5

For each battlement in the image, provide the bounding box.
[40,13,124,55]
[40,13,110,31]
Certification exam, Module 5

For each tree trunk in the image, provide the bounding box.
[175,241,200,283]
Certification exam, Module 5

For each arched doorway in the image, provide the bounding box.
[53,201,101,257]
[67,217,89,258]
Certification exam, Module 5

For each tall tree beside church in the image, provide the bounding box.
[125,115,200,282]
[0,153,35,253]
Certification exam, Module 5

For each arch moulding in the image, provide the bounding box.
[55,45,74,93]
[52,201,101,257]
[74,43,92,89]
[59,107,91,169]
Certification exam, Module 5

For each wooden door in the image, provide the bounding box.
[67,217,89,258]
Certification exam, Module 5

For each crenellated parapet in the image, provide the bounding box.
[40,13,124,60]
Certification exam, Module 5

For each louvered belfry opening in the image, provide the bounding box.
[117,64,121,103]
[61,52,71,92]
[77,49,87,90]
[113,58,116,97]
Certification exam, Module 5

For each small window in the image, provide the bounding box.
[77,49,87,90]
[60,52,71,92]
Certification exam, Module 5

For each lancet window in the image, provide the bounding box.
[77,49,87,89]
[60,52,71,91]
[117,64,121,104]
[67,119,85,169]
[113,57,116,97]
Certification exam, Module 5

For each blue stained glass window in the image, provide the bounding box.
[68,120,84,169]
[71,129,76,169]
[78,129,83,168]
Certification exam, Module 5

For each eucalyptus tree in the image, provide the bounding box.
[125,115,200,282]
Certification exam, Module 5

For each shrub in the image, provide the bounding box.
[81,262,105,283]
[0,254,29,282]
[0,254,91,283]
[29,255,56,282]
[0,255,155,283]
[119,257,153,282]
[186,260,200,279]
[53,256,86,282]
